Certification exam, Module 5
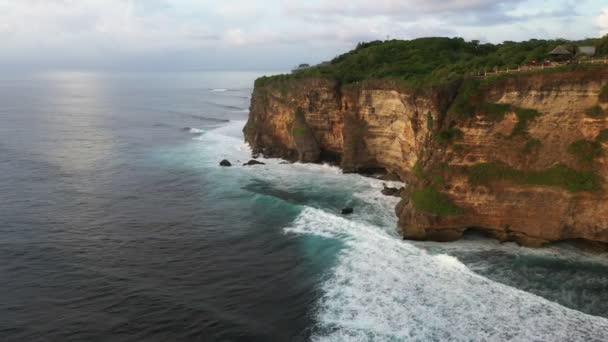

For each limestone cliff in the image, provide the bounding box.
[244,69,608,247]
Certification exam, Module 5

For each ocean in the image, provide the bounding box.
[1,71,608,341]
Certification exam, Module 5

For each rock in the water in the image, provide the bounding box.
[341,207,354,215]
[243,160,266,166]
[381,183,402,197]
[219,159,232,167]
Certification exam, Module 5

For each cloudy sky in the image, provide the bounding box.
[1,0,607,71]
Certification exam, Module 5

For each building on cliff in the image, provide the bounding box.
[549,45,597,61]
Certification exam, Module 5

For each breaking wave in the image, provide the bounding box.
[193,119,608,341]
[182,127,204,134]
[285,208,608,341]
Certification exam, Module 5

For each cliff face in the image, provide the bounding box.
[244,69,608,247]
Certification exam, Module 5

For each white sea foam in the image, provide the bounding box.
[188,127,204,134]
[285,208,608,341]
[197,120,608,341]
[210,88,228,92]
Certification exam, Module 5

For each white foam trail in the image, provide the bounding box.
[188,128,204,134]
[195,120,608,340]
[210,88,228,92]
[285,208,608,341]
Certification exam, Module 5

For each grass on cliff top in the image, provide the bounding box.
[257,35,608,87]
[469,162,602,193]
[411,187,464,217]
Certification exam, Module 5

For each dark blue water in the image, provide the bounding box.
[1,71,608,341]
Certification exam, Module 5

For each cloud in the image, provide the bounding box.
[599,8,608,36]
[282,0,524,22]
[0,0,604,70]
[0,0,219,51]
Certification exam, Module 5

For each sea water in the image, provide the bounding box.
[1,71,607,341]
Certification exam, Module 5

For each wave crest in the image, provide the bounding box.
[285,207,608,341]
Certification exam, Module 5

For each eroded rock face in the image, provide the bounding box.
[244,70,608,247]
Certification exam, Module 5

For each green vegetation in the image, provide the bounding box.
[448,79,482,118]
[568,139,603,164]
[522,138,542,154]
[512,108,541,136]
[469,162,601,193]
[411,187,464,217]
[258,36,608,87]
[292,108,310,137]
[597,129,608,142]
[475,103,541,136]
[450,92,540,136]
[292,127,307,136]
[413,161,450,188]
[586,105,605,117]
[478,102,512,121]
[600,84,608,103]
[436,128,464,145]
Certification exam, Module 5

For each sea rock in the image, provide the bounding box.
[341,207,354,215]
[243,160,266,166]
[219,159,232,167]
[381,184,402,197]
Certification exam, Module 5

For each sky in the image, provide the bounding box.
[1,0,607,71]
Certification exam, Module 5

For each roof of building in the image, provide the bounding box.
[549,45,573,55]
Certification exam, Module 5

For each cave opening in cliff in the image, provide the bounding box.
[462,227,504,241]
[355,166,390,178]
[319,149,342,165]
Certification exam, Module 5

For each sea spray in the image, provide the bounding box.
[284,208,608,341]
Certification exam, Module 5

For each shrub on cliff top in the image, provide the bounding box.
[264,36,607,87]
[468,162,601,193]
[411,187,464,217]
[568,139,603,164]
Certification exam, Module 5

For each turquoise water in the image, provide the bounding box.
[1,71,607,341]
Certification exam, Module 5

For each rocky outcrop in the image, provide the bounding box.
[244,69,608,247]
[243,160,266,166]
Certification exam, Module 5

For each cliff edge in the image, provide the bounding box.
[244,39,608,247]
